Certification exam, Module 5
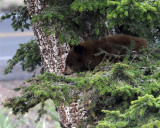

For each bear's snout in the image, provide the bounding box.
[63,66,74,75]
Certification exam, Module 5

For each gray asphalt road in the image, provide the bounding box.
[0,61,35,81]
[0,12,39,81]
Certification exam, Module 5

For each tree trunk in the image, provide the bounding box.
[24,0,89,127]
[24,0,70,74]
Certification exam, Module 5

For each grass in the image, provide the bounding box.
[0,100,61,128]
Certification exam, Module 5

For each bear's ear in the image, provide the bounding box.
[73,45,85,54]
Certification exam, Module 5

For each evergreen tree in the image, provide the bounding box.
[1,0,160,127]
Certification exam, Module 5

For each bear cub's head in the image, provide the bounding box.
[64,45,88,75]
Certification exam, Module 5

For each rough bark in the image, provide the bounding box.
[24,0,70,74]
[24,0,88,127]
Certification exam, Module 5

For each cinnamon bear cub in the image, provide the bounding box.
[64,34,146,75]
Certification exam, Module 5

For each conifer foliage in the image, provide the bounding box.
[4,40,41,74]
[0,6,30,31]
[106,0,160,39]
[1,0,160,127]
[3,49,160,127]
[97,94,160,128]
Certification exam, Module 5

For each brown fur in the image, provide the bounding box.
[64,34,146,74]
